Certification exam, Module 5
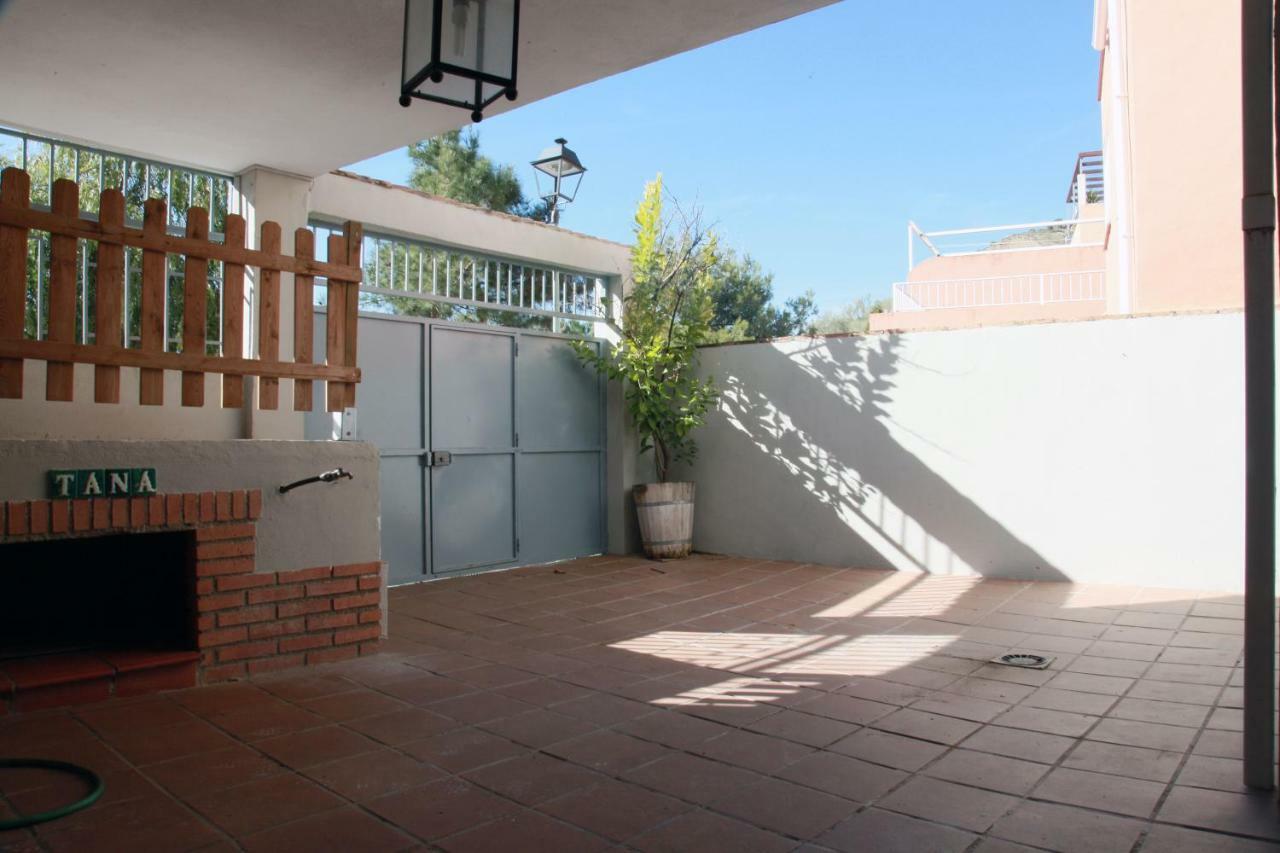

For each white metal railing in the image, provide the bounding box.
[891,270,1106,312]
[1,126,235,354]
[309,221,616,335]
[1067,150,1104,205]
[907,218,1104,269]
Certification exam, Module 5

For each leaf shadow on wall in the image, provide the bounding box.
[686,333,1066,580]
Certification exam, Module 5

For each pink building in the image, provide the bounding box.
[873,0,1245,333]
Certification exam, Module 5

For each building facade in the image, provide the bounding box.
[874,0,1245,333]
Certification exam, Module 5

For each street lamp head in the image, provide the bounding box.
[531,138,587,224]
[531,138,586,181]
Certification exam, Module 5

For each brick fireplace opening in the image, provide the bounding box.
[0,531,196,660]
[0,489,384,713]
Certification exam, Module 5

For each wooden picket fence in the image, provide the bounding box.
[0,166,362,412]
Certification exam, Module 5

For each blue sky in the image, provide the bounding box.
[349,0,1101,312]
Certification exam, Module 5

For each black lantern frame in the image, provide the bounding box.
[399,0,521,123]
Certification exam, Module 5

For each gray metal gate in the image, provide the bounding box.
[307,311,605,584]
[429,326,517,574]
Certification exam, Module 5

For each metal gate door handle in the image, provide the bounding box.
[430,451,452,468]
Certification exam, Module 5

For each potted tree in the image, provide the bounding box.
[575,176,719,559]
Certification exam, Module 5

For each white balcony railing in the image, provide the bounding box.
[908,218,1105,265]
[891,270,1106,312]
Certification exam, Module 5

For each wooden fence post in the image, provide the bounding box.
[181,207,209,407]
[257,221,281,410]
[0,167,30,398]
[341,221,362,409]
[325,233,347,413]
[45,179,79,401]
[93,189,125,403]
[139,198,167,405]
[293,227,314,411]
[221,214,246,408]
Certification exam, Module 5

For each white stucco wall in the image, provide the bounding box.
[674,312,1251,592]
[0,439,380,575]
[0,365,243,440]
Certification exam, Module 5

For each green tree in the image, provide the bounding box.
[385,129,551,324]
[1,139,227,350]
[407,129,548,220]
[705,249,817,343]
[574,175,719,482]
[813,295,891,334]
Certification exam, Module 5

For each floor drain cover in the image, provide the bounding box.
[993,652,1054,669]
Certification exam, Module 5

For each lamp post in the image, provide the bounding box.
[531,138,586,225]
[399,0,520,123]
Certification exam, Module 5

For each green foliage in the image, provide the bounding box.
[707,249,817,342]
[407,129,548,220]
[813,295,891,334]
[704,319,751,345]
[395,128,565,326]
[574,176,719,482]
[0,136,229,351]
[774,291,819,337]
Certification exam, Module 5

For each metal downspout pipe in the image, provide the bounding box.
[1104,0,1137,314]
[1240,0,1277,793]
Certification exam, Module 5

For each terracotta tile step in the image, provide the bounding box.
[0,648,200,711]
[98,648,201,674]
[0,652,114,691]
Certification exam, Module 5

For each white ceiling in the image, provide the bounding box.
[0,0,835,177]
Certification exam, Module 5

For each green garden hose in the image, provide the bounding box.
[0,759,104,830]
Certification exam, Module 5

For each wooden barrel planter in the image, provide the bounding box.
[633,482,695,559]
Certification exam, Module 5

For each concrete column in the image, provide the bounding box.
[596,273,647,556]
[233,167,314,440]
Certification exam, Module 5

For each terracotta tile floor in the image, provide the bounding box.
[0,554,1275,852]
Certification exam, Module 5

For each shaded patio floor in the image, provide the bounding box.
[0,554,1275,852]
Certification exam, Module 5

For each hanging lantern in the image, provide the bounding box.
[399,0,520,123]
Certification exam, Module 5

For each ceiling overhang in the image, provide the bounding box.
[0,0,835,177]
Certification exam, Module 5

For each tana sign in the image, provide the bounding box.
[48,468,159,499]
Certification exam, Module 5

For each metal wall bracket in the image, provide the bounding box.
[340,407,358,440]
[1242,193,1277,232]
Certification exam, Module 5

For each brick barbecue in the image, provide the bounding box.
[0,489,382,712]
